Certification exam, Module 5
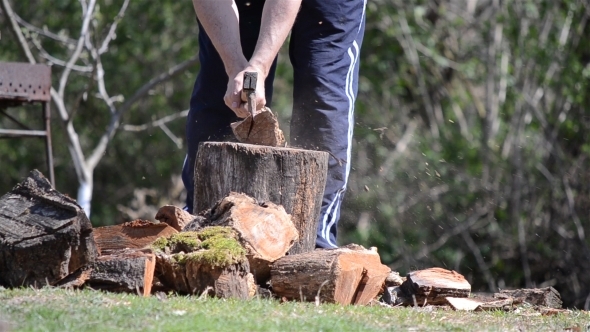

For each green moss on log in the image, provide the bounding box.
[152,227,246,268]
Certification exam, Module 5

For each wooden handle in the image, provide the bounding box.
[242,71,258,117]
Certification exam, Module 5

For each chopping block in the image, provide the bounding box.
[193,142,328,254]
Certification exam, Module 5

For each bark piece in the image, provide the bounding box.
[270,246,390,305]
[86,249,156,296]
[231,107,285,146]
[194,142,328,254]
[201,192,298,282]
[0,170,98,288]
[155,205,195,232]
[93,220,178,255]
[495,287,562,309]
[400,268,471,305]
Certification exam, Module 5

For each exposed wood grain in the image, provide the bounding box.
[400,267,471,305]
[270,246,390,305]
[93,220,178,254]
[194,142,328,254]
[200,192,297,282]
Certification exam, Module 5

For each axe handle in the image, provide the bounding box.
[246,90,257,118]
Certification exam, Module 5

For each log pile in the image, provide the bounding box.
[0,171,567,312]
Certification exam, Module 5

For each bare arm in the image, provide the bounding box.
[192,0,248,77]
[193,0,301,116]
[249,0,302,77]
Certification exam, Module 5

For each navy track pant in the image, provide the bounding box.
[182,0,366,248]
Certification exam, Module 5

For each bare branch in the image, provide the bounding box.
[13,12,77,45]
[58,0,97,98]
[158,122,183,149]
[98,0,130,55]
[123,110,189,132]
[461,230,497,292]
[86,55,199,169]
[30,36,94,72]
[1,0,35,63]
[397,12,440,138]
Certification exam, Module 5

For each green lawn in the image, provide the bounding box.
[0,287,588,331]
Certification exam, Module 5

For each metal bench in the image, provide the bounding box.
[0,62,55,187]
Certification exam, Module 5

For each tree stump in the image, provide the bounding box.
[270,245,391,305]
[0,170,98,287]
[194,142,328,254]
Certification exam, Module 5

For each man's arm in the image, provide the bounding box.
[192,0,247,78]
[193,0,301,116]
[238,0,302,113]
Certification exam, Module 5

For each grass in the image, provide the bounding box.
[0,287,588,331]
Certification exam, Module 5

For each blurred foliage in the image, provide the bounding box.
[1,0,589,308]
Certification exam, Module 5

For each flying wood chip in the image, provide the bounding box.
[231,107,285,146]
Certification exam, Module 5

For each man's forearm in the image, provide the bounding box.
[249,0,302,76]
[192,0,247,76]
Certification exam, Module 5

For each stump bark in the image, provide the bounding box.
[0,170,98,287]
[495,287,562,309]
[194,142,329,254]
[87,249,156,296]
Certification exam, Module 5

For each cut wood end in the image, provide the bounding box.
[407,267,471,291]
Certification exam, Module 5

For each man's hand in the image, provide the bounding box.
[225,65,267,118]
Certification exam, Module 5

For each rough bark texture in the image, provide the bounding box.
[155,205,195,232]
[0,170,98,287]
[93,220,178,255]
[155,252,252,299]
[194,142,328,254]
[201,192,298,282]
[496,287,562,309]
[270,246,390,305]
[231,107,285,146]
[86,249,156,296]
[400,267,471,305]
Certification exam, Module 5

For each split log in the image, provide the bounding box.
[155,205,196,231]
[194,142,328,254]
[495,287,562,309]
[153,228,254,299]
[270,246,391,305]
[0,170,98,287]
[93,220,178,255]
[400,268,471,305]
[86,249,156,296]
[200,192,298,282]
[231,107,285,146]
